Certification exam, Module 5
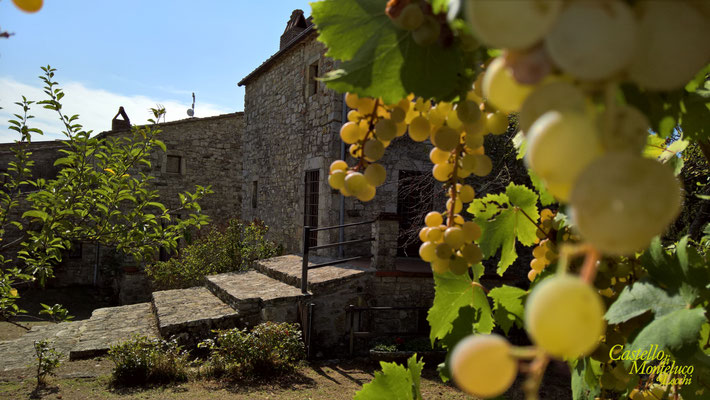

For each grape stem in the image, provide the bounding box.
[523,353,549,400]
[446,144,462,227]
[519,208,555,242]
[509,346,538,360]
[355,98,381,172]
[471,281,489,294]
[579,246,600,284]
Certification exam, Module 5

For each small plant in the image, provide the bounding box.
[33,340,61,386]
[108,335,189,386]
[39,303,74,323]
[199,322,305,379]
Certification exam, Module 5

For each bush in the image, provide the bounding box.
[33,340,61,386]
[108,335,190,386]
[199,322,305,379]
[146,219,281,290]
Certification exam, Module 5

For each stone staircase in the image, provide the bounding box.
[0,254,374,372]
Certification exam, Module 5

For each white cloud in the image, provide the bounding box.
[0,77,233,142]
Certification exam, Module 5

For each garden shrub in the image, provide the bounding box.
[199,322,305,379]
[107,335,190,386]
[145,218,281,290]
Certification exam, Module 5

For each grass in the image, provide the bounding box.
[0,359,474,400]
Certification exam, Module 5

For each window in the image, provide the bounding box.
[251,180,258,208]
[166,155,182,174]
[307,62,319,96]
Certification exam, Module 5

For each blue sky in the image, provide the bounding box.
[0,0,314,140]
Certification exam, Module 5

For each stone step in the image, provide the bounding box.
[254,254,374,293]
[205,270,305,327]
[151,286,241,346]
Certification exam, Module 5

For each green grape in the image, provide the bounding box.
[347,109,360,122]
[429,147,450,165]
[447,198,463,214]
[426,228,443,242]
[340,121,362,144]
[356,97,377,115]
[435,243,453,260]
[461,243,482,264]
[464,131,484,149]
[345,92,360,109]
[364,163,386,187]
[460,154,476,171]
[446,108,464,131]
[570,153,682,255]
[471,154,492,177]
[418,227,429,242]
[419,241,437,262]
[329,160,348,173]
[392,3,424,31]
[328,170,346,190]
[344,172,367,195]
[450,334,517,398]
[483,57,535,114]
[431,258,449,274]
[375,118,397,141]
[444,227,465,249]
[412,15,440,46]
[363,139,385,161]
[462,221,481,242]
[389,106,406,123]
[464,0,563,50]
[456,100,482,125]
[526,111,603,201]
[432,126,460,152]
[449,256,469,275]
[530,258,546,272]
[459,185,475,203]
[525,275,606,359]
[432,163,454,182]
[532,245,546,260]
[356,184,376,202]
[544,0,637,81]
[598,105,649,154]
[409,115,431,142]
[629,0,710,90]
[486,111,509,135]
[518,81,588,135]
[425,211,444,228]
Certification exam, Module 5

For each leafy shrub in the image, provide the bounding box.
[108,335,189,386]
[33,340,61,386]
[146,219,281,290]
[199,322,305,379]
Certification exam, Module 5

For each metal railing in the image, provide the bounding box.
[301,219,375,294]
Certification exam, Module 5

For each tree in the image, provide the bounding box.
[1,66,211,325]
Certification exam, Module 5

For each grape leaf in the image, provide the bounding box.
[605,280,688,324]
[627,308,706,358]
[571,358,602,400]
[469,183,539,274]
[427,271,493,346]
[354,358,420,400]
[489,285,526,335]
[311,0,467,103]
[407,355,424,400]
[527,169,556,207]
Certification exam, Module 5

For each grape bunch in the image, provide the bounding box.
[528,208,558,281]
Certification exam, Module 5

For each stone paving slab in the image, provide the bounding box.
[254,254,374,293]
[152,287,240,340]
[206,270,305,305]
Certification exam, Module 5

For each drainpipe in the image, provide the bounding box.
[339,93,347,257]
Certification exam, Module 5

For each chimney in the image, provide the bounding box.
[280,9,308,50]
[112,106,131,131]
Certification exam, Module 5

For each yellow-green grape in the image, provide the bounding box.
[483,57,535,114]
[356,184,376,202]
[395,122,407,137]
[449,256,469,275]
[526,111,603,201]
[456,166,472,179]
[528,269,538,282]
[444,227,465,249]
[530,258,546,273]
[518,81,588,135]
[486,111,509,135]
[427,228,443,242]
[432,126,460,152]
[389,106,406,124]
[363,139,385,161]
[414,97,431,112]
[433,163,454,182]
[392,3,424,31]
[344,172,367,195]
[364,163,386,187]
[328,170,346,190]
[340,122,362,144]
[329,160,348,173]
[446,109,464,131]
[375,118,397,141]
[345,92,360,109]
[532,244,547,260]
[461,243,483,264]
[457,100,482,125]
[569,153,682,255]
[544,0,636,81]
[412,15,440,46]
[525,275,606,359]
[461,154,476,171]
[425,211,444,228]
[462,221,481,242]
[464,116,486,137]
[349,144,361,158]
[429,147,450,165]
[450,213,465,226]
[447,198,463,214]
[347,110,361,122]
[356,96,377,115]
[472,154,492,176]
[428,106,447,130]
[459,185,476,203]
[419,227,429,242]
[419,241,437,262]
[629,0,710,91]
[464,131,484,149]
[599,105,650,154]
[409,115,431,142]
[435,243,453,260]
[431,258,450,274]
[450,334,518,398]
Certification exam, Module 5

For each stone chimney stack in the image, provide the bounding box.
[280,9,308,50]
[112,106,131,131]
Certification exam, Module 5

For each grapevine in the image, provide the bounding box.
[312,0,710,399]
